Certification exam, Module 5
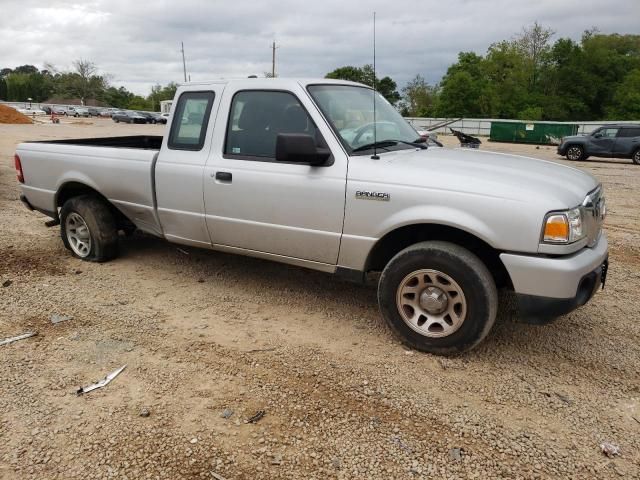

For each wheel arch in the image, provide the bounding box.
[56,181,134,230]
[365,223,512,289]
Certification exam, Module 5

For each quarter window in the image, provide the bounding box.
[168,91,215,150]
[225,90,319,159]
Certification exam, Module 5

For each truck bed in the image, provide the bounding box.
[28,135,163,150]
[17,137,163,236]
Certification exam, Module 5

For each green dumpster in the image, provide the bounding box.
[489,121,578,145]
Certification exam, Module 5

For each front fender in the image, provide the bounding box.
[375,205,498,248]
[338,204,507,271]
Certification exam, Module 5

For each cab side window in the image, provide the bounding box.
[224,90,319,160]
[168,91,215,151]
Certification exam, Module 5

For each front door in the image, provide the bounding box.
[203,84,348,265]
[590,127,619,156]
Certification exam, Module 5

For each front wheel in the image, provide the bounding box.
[378,241,498,355]
[60,195,119,262]
[633,148,640,165]
[566,145,585,161]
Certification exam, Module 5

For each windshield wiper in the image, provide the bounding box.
[352,139,427,153]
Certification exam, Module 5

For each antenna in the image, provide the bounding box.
[271,41,279,78]
[181,42,188,82]
[371,12,379,160]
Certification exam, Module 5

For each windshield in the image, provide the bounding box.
[308,84,420,154]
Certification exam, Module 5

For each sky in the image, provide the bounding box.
[1,0,638,95]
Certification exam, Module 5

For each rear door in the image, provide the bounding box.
[590,127,619,155]
[614,127,640,156]
[155,87,223,247]
[202,83,348,265]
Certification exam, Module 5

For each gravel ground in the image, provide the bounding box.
[1,119,639,479]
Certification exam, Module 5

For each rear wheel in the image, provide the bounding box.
[60,195,119,262]
[378,241,498,355]
[566,145,585,161]
[633,148,640,165]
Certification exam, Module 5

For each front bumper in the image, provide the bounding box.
[500,233,609,323]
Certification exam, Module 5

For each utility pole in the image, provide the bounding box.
[271,41,278,78]
[181,41,187,82]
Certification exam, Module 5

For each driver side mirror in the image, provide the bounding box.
[275,133,331,166]
[593,132,602,138]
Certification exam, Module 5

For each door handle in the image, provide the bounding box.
[215,171,232,182]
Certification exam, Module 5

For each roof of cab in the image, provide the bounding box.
[177,78,368,89]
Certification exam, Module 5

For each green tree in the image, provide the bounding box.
[607,69,640,119]
[484,41,529,118]
[127,95,152,111]
[399,74,437,117]
[13,64,38,75]
[513,21,555,89]
[325,64,401,104]
[0,77,7,100]
[5,72,53,102]
[101,86,134,109]
[147,82,178,111]
[436,52,493,117]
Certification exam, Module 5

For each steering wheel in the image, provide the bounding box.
[352,121,400,146]
[352,122,383,146]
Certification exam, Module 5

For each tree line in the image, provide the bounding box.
[327,25,639,121]
[2,24,638,120]
[0,60,177,111]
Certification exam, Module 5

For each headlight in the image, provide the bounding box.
[542,207,585,244]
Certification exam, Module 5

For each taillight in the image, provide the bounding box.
[14,154,24,183]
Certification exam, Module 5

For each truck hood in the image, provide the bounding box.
[356,147,599,209]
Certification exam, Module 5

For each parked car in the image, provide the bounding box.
[71,107,90,118]
[99,108,116,118]
[112,111,147,124]
[15,78,609,355]
[136,111,165,124]
[16,107,46,116]
[51,106,67,115]
[87,107,101,117]
[41,105,52,115]
[558,124,640,165]
[152,113,168,124]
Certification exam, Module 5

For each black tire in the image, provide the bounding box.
[565,145,585,161]
[60,195,119,262]
[633,148,640,165]
[114,118,119,123]
[378,241,498,355]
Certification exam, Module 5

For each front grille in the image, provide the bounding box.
[582,186,605,247]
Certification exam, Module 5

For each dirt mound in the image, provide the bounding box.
[0,104,32,124]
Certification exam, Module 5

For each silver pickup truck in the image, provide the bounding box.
[15,78,609,355]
